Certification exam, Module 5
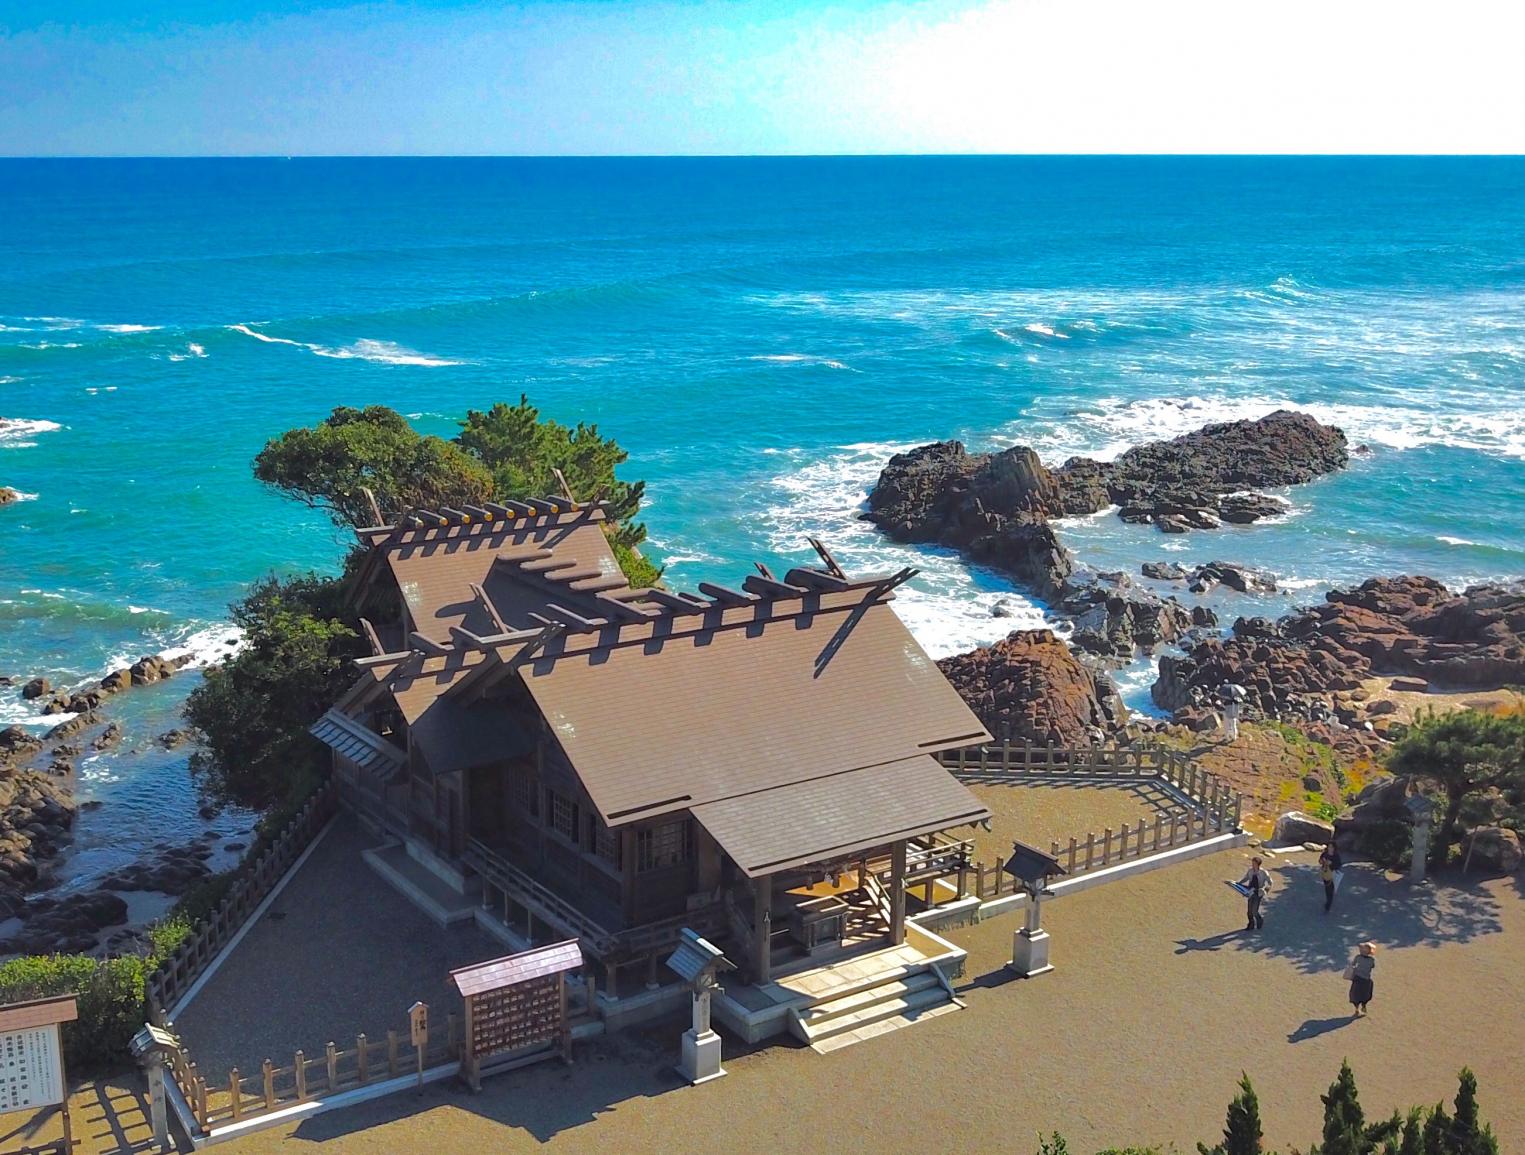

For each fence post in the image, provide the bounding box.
[1002,737,1011,767]
[229,1070,242,1122]
[294,1051,307,1100]
[195,1076,208,1129]
[1153,814,1162,851]
[956,748,966,772]
[1084,833,1095,871]
[1103,827,1113,865]
[326,1042,338,1090]
[979,745,988,773]
[1023,739,1033,768]
[1233,793,1243,832]
[1067,837,1077,874]
[388,1030,400,1077]
[262,1059,274,1109]
[1136,819,1145,858]
[1118,824,1128,861]
[357,1034,369,1084]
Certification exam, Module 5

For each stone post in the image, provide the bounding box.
[146,1057,169,1151]
[1410,819,1431,882]
[1010,887,1054,978]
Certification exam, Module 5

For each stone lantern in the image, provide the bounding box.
[130,1023,182,1152]
[666,928,735,1085]
[1406,794,1436,882]
[1003,841,1067,978]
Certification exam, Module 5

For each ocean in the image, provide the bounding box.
[2,157,1523,892]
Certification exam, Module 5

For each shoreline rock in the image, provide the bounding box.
[1153,576,1525,744]
[937,628,1129,747]
[864,411,1347,666]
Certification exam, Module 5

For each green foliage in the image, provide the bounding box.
[0,953,150,1072]
[1445,1070,1499,1155]
[254,405,493,529]
[1358,819,1414,871]
[1386,709,1525,858]
[1036,1135,1071,1155]
[458,396,659,584]
[1201,1074,1264,1155]
[185,573,362,811]
[1313,1061,1367,1155]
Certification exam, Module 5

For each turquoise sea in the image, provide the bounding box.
[2,157,1524,889]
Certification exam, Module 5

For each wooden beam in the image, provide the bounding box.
[542,603,607,630]
[358,617,385,657]
[808,536,847,579]
[501,499,536,517]
[594,593,657,622]
[409,631,450,656]
[741,574,809,599]
[753,874,772,985]
[352,650,416,669]
[468,582,509,634]
[541,567,607,585]
[445,650,504,703]
[697,581,755,606]
[526,498,559,515]
[567,574,632,594]
[518,555,579,574]
[783,567,851,592]
[550,468,576,503]
[641,589,711,613]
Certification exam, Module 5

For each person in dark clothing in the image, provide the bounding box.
[1318,844,1342,913]
[1238,856,1272,930]
[1348,941,1377,1015]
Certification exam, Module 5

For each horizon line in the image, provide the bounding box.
[3,152,1524,162]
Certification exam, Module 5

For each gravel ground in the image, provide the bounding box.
[202,848,1525,1155]
[964,778,1182,868]
[172,816,502,1079]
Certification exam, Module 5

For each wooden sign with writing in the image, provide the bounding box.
[0,1026,64,1112]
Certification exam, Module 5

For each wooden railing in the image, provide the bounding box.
[162,1011,461,1134]
[941,741,1244,901]
[466,839,619,954]
[148,780,340,1016]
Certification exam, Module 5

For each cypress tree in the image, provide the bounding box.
[1448,1070,1498,1155]
[1396,1108,1424,1155]
[1422,1104,1451,1155]
[1315,1061,1367,1155]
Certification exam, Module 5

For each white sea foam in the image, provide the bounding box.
[0,418,62,446]
[20,342,82,350]
[1008,393,1525,464]
[159,623,246,668]
[3,490,39,501]
[167,342,208,362]
[97,323,161,334]
[758,441,1054,659]
[1437,535,1476,546]
[230,324,462,366]
[1023,322,1068,339]
[749,353,856,371]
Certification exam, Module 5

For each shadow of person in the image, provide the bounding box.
[1174,930,1241,954]
[1287,1015,1357,1043]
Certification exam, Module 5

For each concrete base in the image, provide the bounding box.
[1010,928,1053,978]
[677,1029,726,1085]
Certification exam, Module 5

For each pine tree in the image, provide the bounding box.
[1396,1108,1425,1155]
[1448,1070,1499,1155]
[1200,1074,1264,1155]
[1422,1104,1451,1155]
[1313,1061,1367,1155]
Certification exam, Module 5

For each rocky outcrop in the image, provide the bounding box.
[21,678,49,701]
[864,413,1345,663]
[1,890,129,956]
[1057,570,1197,666]
[31,652,192,718]
[1333,776,1421,851]
[1467,827,1522,874]
[0,769,77,900]
[1274,811,1335,846]
[96,840,214,896]
[1187,562,1278,595]
[0,487,20,507]
[1154,577,1525,735]
[937,629,1128,746]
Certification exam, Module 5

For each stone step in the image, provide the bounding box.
[784,960,923,1010]
[809,999,964,1054]
[794,971,943,1030]
[796,984,959,1049]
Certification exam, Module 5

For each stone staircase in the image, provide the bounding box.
[785,961,962,1053]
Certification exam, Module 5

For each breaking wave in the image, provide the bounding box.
[229,324,463,366]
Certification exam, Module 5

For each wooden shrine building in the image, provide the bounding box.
[313,496,992,995]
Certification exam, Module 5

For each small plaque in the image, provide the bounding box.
[408,1002,429,1049]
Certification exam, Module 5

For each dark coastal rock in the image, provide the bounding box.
[938,628,1128,747]
[158,728,192,749]
[0,487,21,507]
[2,890,129,956]
[1152,577,1525,746]
[1142,561,1188,581]
[0,768,78,908]
[0,728,43,763]
[45,711,101,742]
[97,844,212,895]
[1058,570,1194,666]
[1187,561,1278,596]
[1219,493,1288,524]
[21,677,50,701]
[91,722,124,752]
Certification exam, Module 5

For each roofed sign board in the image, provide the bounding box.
[448,941,582,1092]
[0,996,77,1113]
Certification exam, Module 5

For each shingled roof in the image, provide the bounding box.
[328,499,992,865]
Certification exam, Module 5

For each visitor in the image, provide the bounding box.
[1347,941,1377,1015]
[1238,856,1272,931]
[1318,844,1342,913]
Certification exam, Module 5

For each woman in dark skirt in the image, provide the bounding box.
[1348,941,1376,1015]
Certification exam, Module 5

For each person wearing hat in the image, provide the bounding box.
[1237,856,1272,931]
[1346,941,1377,1015]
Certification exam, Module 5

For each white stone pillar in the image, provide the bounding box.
[1410,821,1430,882]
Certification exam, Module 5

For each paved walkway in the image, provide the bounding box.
[173,815,503,1079]
[208,847,1525,1154]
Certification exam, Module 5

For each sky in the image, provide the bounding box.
[2,0,1522,156]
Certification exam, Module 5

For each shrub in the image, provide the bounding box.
[0,953,149,1072]
[1358,819,1413,871]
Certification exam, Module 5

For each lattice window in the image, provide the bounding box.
[511,771,539,820]
[548,790,580,844]
[592,817,620,867]
[637,820,691,872]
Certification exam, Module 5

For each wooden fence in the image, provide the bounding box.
[938,741,1243,900]
[147,780,339,1015]
[163,1012,462,1133]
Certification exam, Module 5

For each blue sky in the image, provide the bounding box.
[3,1,1521,156]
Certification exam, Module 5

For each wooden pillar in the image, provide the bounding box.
[753,873,772,985]
[889,839,907,945]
